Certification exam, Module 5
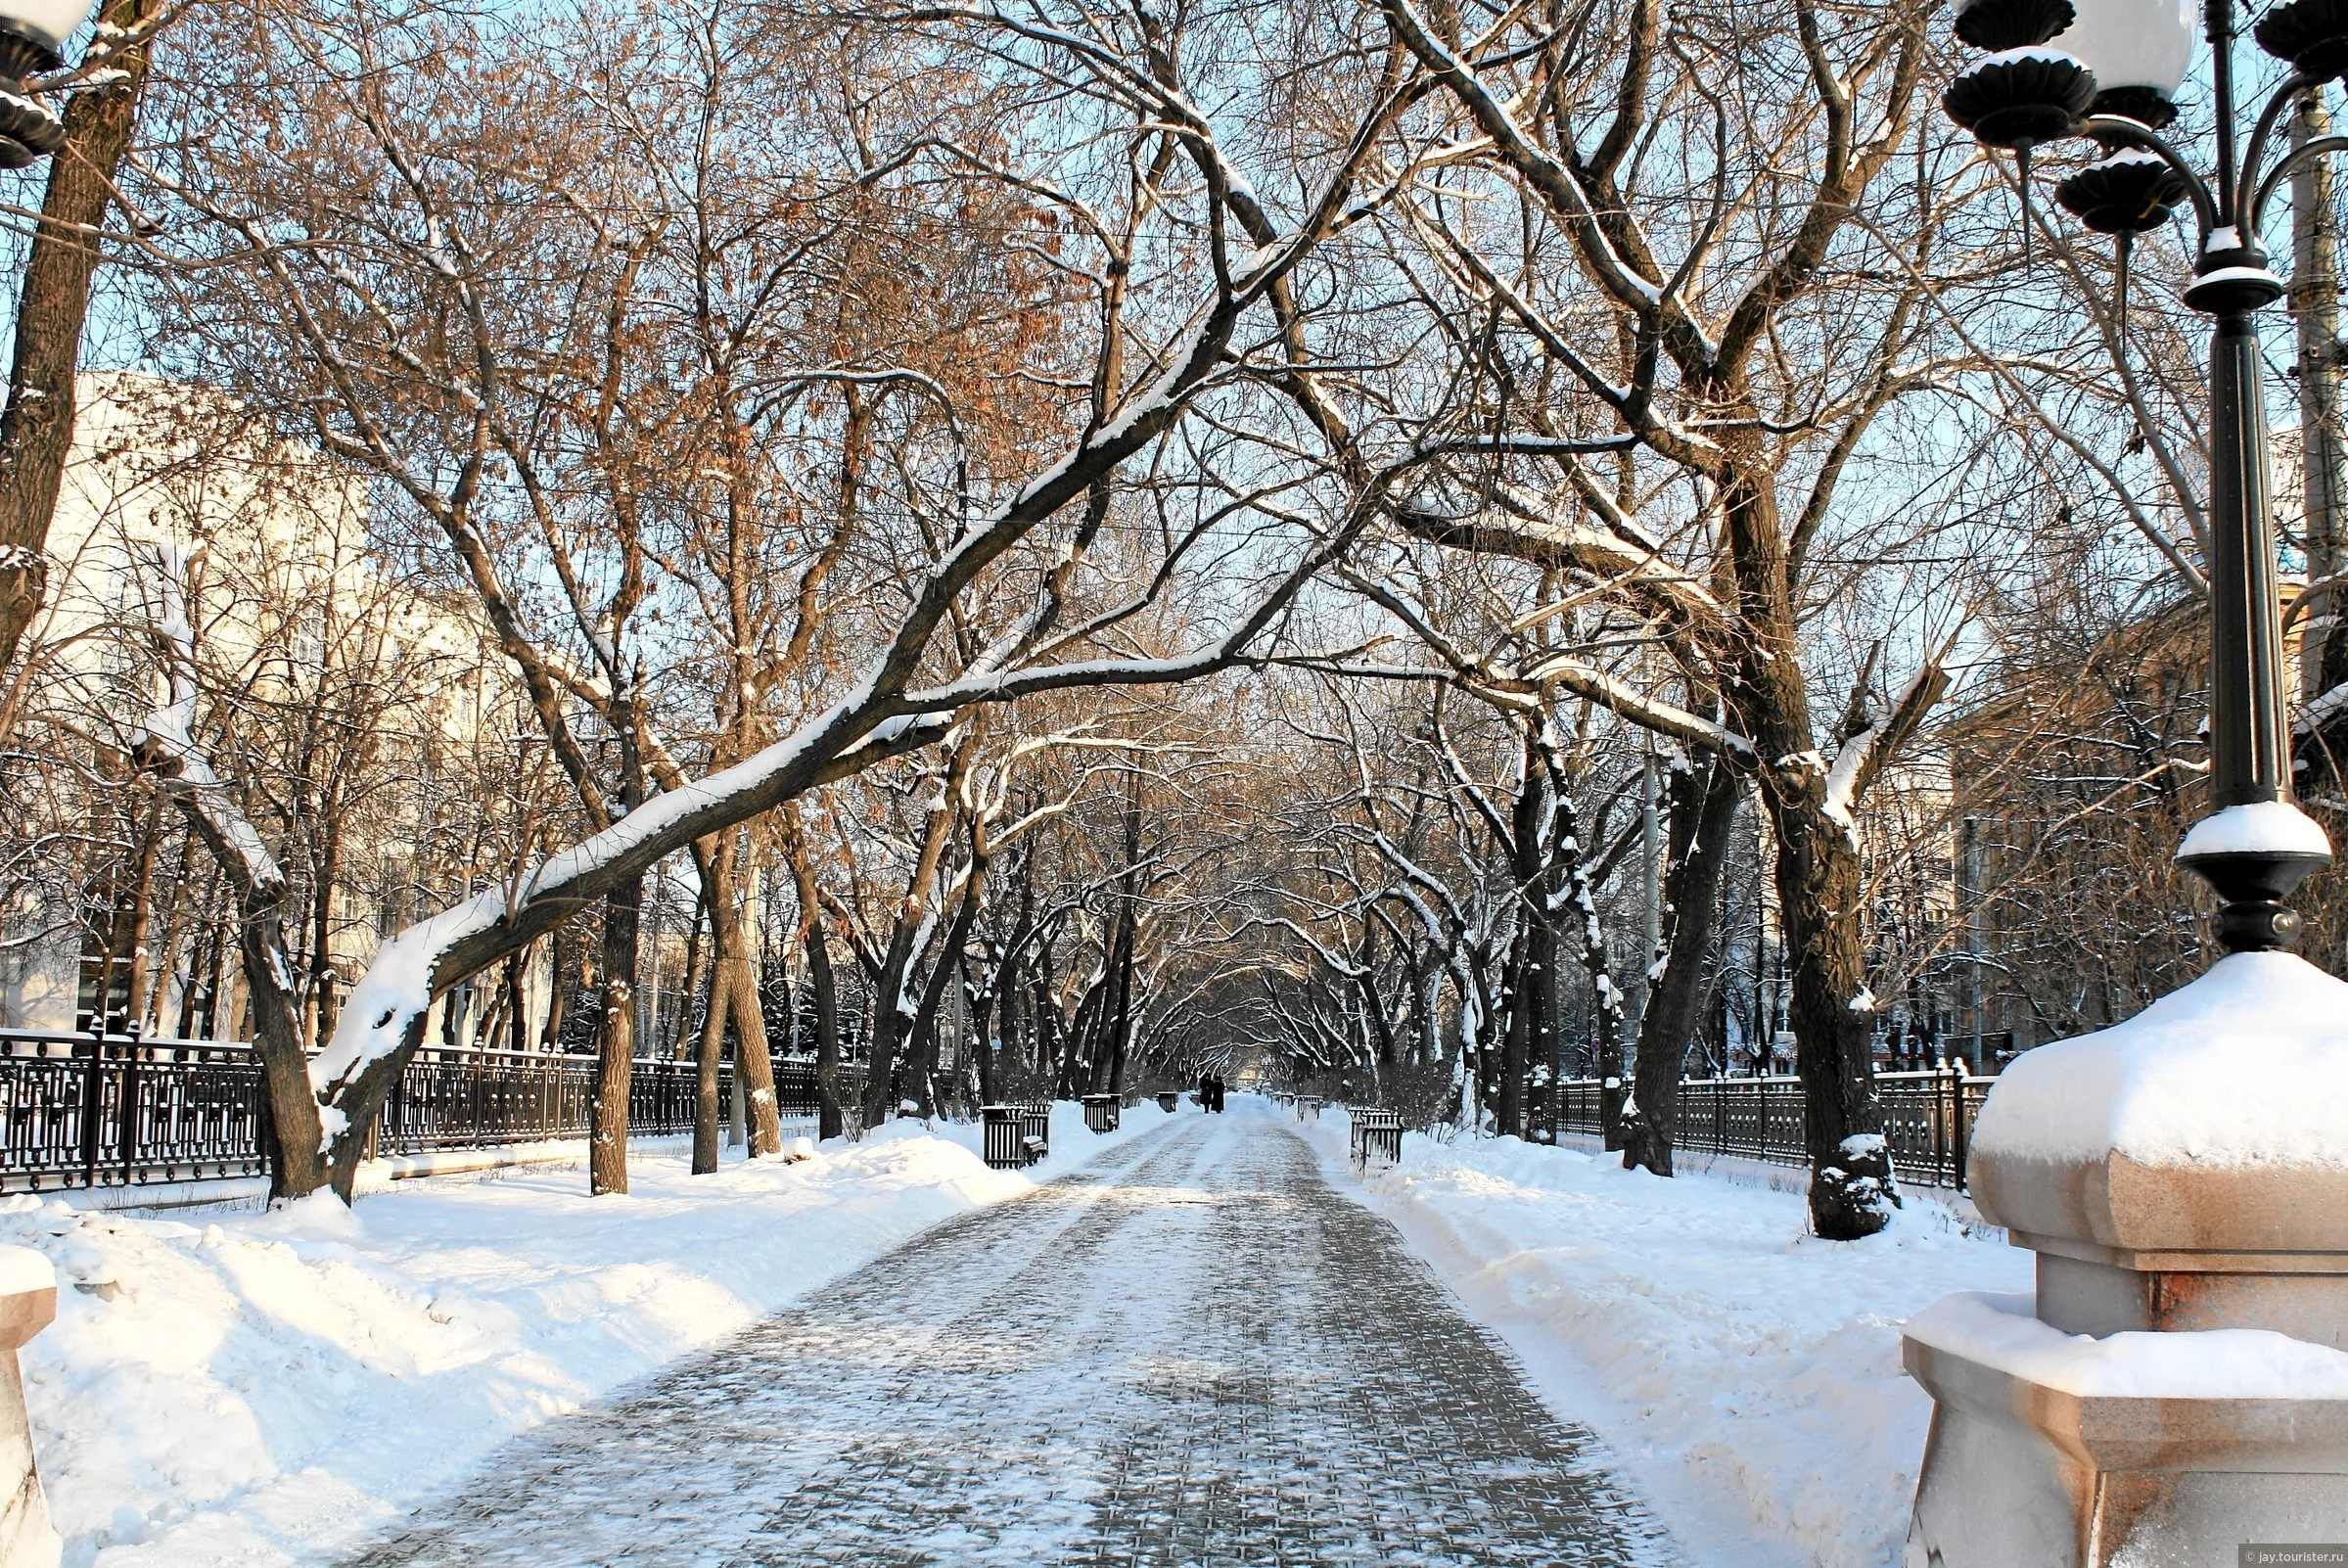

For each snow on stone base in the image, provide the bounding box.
[1969,950,2348,1169]
[28,1103,1165,1568]
[1906,1290,2348,1401]
[0,1247,56,1297]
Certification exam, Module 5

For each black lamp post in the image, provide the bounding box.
[1947,0,2339,952]
[0,0,99,167]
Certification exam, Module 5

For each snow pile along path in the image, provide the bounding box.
[1303,1121,2030,1568]
[27,1102,1164,1568]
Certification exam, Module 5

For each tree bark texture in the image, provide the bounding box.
[592,877,641,1196]
[1620,752,1742,1176]
[0,0,162,672]
[693,957,727,1175]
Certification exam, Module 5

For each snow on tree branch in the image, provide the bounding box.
[1818,644,1952,846]
[128,545,285,899]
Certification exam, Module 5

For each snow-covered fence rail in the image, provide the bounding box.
[0,1029,852,1191]
[1554,1067,1994,1191]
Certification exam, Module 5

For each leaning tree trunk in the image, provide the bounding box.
[592,877,642,1196]
[1621,752,1742,1176]
[0,0,164,675]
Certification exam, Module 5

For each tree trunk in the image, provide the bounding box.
[1497,936,1530,1138]
[1621,753,1742,1176]
[966,952,995,1106]
[907,860,986,1115]
[0,0,163,674]
[118,790,164,1033]
[1504,740,1546,1139]
[693,954,728,1174]
[592,877,641,1195]
[1716,459,1898,1238]
[1771,792,1897,1235]
[541,924,570,1048]
[806,918,843,1139]
[502,945,528,1052]
[307,828,343,1048]
[697,837,782,1155]
[145,774,328,1198]
[674,881,709,1057]
[720,942,780,1152]
[242,907,330,1201]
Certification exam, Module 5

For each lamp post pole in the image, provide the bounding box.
[2161,0,2337,948]
[2191,0,2295,856]
[1945,0,2341,950]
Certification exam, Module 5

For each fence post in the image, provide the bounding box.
[117,1025,142,1180]
[77,1038,102,1188]
[1950,1061,1970,1192]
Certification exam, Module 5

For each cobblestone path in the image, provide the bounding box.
[343,1104,1681,1568]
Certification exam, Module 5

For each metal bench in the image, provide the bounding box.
[980,1105,1026,1170]
[1351,1107,1404,1172]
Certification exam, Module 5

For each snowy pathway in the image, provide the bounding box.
[339,1103,1679,1567]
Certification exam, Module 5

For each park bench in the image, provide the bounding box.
[1351,1107,1404,1172]
[980,1103,1053,1169]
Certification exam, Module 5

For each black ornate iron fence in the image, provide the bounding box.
[0,1028,852,1191]
[1554,1066,1994,1191]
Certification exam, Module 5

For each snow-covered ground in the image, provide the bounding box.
[1300,1113,2031,1568]
[27,1101,1168,1568]
[34,1095,2034,1568]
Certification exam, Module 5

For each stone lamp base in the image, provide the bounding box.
[0,1255,59,1568]
[1903,952,2348,1568]
[1904,1303,2348,1568]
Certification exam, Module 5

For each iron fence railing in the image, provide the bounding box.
[0,1028,853,1191]
[1555,1066,1994,1190]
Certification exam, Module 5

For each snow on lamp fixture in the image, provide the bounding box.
[1943,48,2096,152]
[1948,0,2095,141]
[1947,0,2097,261]
[0,0,99,167]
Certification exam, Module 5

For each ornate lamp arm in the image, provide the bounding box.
[2082,114,2219,241]
[2237,71,2320,217]
[2253,129,2348,227]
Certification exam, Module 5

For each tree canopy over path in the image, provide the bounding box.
[3,0,2341,1243]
